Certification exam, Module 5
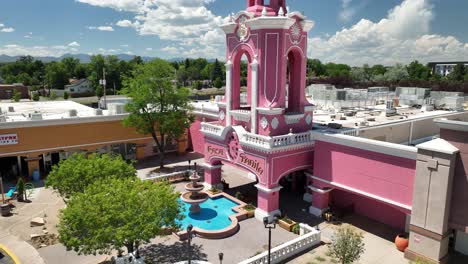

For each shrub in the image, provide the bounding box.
[12,89,21,102]
[32,92,40,101]
[64,91,69,100]
[235,191,244,201]
[242,203,256,211]
[49,91,57,100]
[213,77,223,88]
[328,226,365,264]
[17,178,25,201]
[292,224,300,234]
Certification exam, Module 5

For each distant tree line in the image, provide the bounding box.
[2,56,468,94]
[307,59,468,93]
[0,56,227,94]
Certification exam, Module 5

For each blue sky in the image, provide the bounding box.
[0,0,467,65]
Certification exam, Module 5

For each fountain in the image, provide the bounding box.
[180,163,209,214]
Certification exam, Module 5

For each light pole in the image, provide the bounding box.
[187,224,193,264]
[218,252,224,264]
[99,67,107,109]
[263,215,279,264]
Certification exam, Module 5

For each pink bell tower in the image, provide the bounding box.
[219,0,315,136]
[201,0,316,221]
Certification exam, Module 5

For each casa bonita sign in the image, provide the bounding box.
[0,134,18,146]
[206,144,265,176]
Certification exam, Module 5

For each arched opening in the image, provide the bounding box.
[285,49,303,113]
[231,50,252,111]
[278,170,311,222]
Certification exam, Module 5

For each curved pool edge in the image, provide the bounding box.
[0,243,21,264]
[175,192,249,240]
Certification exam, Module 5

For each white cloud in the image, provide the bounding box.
[78,0,224,58]
[24,32,33,38]
[0,23,4,27]
[87,26,115,32]
[68,41,80,47]
[309,0,468,65]
[145,47,153,51]
[120,44,129,47]
[0,44,78,57]
[1,27,15,33]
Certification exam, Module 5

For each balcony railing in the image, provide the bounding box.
[241,131,314,152]
[200,122,225,138]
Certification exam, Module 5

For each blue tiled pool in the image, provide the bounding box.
[178,196,239,231]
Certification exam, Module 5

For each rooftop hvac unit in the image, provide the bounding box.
[95,109,103,116]
[8,106,14,112]
[69,109,78,117]
[29,112,43,121]
[108,103,126,114]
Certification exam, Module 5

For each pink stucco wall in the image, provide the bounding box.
[188,118,216,154]
[314,140,416,210]
[332,189,407,230]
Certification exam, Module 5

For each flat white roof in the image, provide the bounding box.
[0,101,126,128]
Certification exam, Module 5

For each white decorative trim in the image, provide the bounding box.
[306,114,312,125]
[230,110,251,122]
[219,110,225,121]
[309,206,328,217]
[251,59,259,134]
[254,208,282,222]
[225,60,233,126]
[306,173,412,211]
[260,116,268,129]
[246,17,295,30]
[220,23,237,34]
[202,163,223,170]
[308,185,333,194]
[434,119,468,132]
[255,184,282,193]
[271,117,279,129]
[284,113,304,124]
[257,107,284,115]
[312,132,417,160]
[304,105,315,112]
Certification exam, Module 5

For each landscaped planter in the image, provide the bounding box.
[241,204,256,218]
[395,234,409,252]
[278,217,298,232]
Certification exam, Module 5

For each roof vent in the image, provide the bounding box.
[69,109,78,117]
[8,106,14,112]
[29,112,43,121]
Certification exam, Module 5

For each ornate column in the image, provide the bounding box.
[203,163,223,190]
[250,59,259,134]
[254,184,282,221]
[225,60,233,126]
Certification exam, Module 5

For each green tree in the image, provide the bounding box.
[122,59,194,169]
[32,92,40,101]
[64,91,69,100]
[45,153,136,199]
[325,63,351,77]
[307,59,326,77]
[211,59,224,81]
[328,226,365,264]
[384,64,409,82]
[214,77,223,88]
[407,60,431,80]
[370,64,387,76]
[11,89,21,102]
[448,63,466,82]
[58,178,181,255]
[62,57,80,79]
[45,61,69,89]
[49,91,58,100]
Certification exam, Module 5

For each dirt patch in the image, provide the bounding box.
[30,234,59,249]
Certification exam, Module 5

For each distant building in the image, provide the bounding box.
[428,61,468,76]
[64,79,93,95]
[0,84,29,100]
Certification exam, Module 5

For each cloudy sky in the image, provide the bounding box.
[0,0,467,65]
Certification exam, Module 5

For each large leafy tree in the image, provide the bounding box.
[45,61,69,89]
[58,178,181,255]
[406,60,431,80]
[448,63,466,82]
[328,226,365,264]
[122,59,194,168]
[45,153,136,199]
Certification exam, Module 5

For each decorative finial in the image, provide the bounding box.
[278,7,285,17]
[228,14,233,22]
[289,128,293,134]
[262,7,267,17]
